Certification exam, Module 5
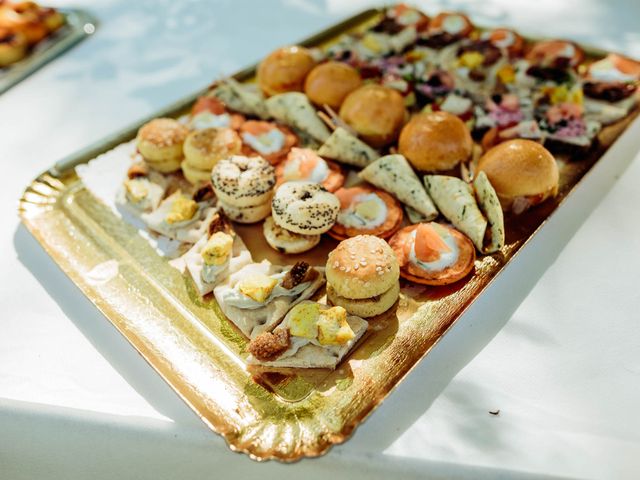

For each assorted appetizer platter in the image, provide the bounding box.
[19,6,640,461]
[0,1,96,94]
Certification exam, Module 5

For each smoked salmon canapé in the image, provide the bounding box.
[275,147,344,192]
[328,186,403,240]
[239,120,298,165]
[189,96,245,130]
[389,223,476,286]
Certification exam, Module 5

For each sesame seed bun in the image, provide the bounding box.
[327,281,399,318]
[304,61,362,109]
[137,118,188,163]
[183,127,242,171]
[477,139,559,210]
[398,111,473,172]
[325,235,399,300]
[339,84,407,147]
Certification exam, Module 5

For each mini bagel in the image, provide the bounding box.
[211,155,276,207]
[218,198,272,224]
[183,127,242,170]
[263,216,320,254]
[181,161,213,185]
[271,181,340,235]
[145,157,183,174]
[137,118,188,165]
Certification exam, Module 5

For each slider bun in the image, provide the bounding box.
[477,139,559,208]
[137,118,188,163]
[327,281,399,318]
[304,61,362,109]
[326,235,399,300]
[257,45,316,97]
[339,84,406,148]
[398,111,472,172]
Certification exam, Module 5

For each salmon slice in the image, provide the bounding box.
[389,224,476,286]
[328,186,403,240]
[240,120,298,165]
[414,223,451,263]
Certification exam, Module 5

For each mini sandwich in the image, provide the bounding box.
[116,163,168,217]
[214,260,325,339]
[477,139,559,214]
[359,154,438,221]
[424,172,504,254]
[317,127,380,169]
[325,235,400,318]
[582,54,640,125]
[182,212,253,296]
[247,301,368,369]
[142,188,217,243]
[265,92,331,143]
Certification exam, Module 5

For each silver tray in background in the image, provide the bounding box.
[0,8,97,94]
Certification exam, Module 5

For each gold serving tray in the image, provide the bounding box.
[18,8,640,462]
[0,8,97,94]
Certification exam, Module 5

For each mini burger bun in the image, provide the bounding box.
[325,235,399,300]
[304,61,362,109]
[327,281,399,318]
[257,45,316,97]
[339,84,407,148]
[477,139,559,208]
[398,111,473,172]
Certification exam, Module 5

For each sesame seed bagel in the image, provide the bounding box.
[325,235,399,300]
[263,216,320,254]
[327,281,399,318]
[271,181,340,235]
[137,118,188,164]
[183,127,242,170]
[218,198,272,224]
[211,155,276,207]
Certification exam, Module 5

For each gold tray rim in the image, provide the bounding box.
[17,7,640,462]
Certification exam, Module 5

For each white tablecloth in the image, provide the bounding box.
[2,1,639,478]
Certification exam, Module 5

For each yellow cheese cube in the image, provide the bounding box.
[550,85,568,105]
[288,303,321,339]
[496,65,515,84]
[201,232,233,266]
[124,178,149,203]
[318,306,355,346]
[459,51,485,70]
[166,196,198,224]
[238,273,278,303]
